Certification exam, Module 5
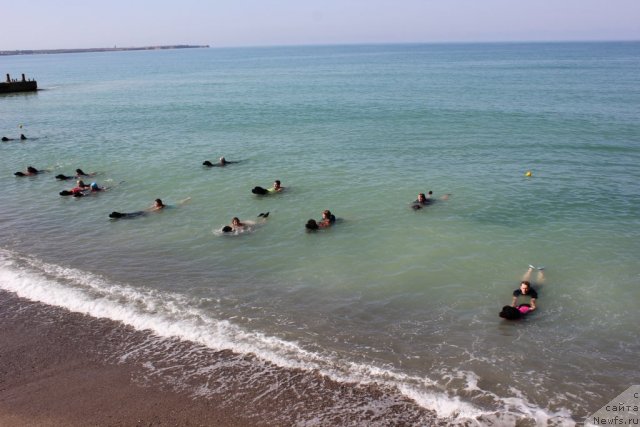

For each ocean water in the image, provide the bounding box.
[1,42,639,425]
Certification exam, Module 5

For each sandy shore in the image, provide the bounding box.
[0,290,253,426]
[0,290,434,426]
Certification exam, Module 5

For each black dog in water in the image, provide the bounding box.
[251,186,269,195]
[109,211,146,219]
[499,305,524,320]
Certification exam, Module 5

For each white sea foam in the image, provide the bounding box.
[0,248,573,424]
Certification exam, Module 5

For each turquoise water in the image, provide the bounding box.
[1,42,639,424]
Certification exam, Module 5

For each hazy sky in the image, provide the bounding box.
[3,0,639,50]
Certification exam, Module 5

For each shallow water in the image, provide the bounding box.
[1,42,639,424]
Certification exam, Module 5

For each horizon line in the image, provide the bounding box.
[2,39,638,55]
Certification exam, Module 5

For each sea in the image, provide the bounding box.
[1,42,639,425]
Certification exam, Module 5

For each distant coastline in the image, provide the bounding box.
[0,45,209,56]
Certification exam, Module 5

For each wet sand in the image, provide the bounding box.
[0,290,250,426]
[0,290,435,426]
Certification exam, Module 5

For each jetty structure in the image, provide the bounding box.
[0,45,209,56]
[0,74,37,94]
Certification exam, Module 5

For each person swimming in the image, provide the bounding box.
[319,210,336,227]
[203,156,238,167]
[60,185,88,197]
[109,199,166,219]
[63,181,106,196]
[3,134,27,142]
[499,265,545,320]
[411,191,450,210]
[56,168,96,180]
[59,180,90,196]
[150,199,165,211]
[411,193,431,209]
[221,213,269,234]
[222,217,245,233]
[269,180,284,192]
[89,182,104,192]
[252,180,284,195]
[305,210,336,230]
[230,217,245,230]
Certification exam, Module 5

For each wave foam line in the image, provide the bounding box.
[0,249,569,423]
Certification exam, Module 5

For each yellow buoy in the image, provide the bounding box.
[525,171,532,177]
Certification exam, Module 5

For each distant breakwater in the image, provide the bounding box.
[0,73,37,93]
[0,45,209,56]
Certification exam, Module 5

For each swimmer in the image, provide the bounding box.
[149,199,165,211]
[499,265,545,320]
[269,180,284,193]
[14,166,41,177]
[60,181,107,197]
[109,198,167,219]
[319,210,336,228]
[2,136,12,142]
[412,191,450,210]
[203,156,238,167]
[56,168,96,180]
[20,134,27,140]
[306,211,336,230]
[89,182,104,192]
[221,213,268,234]
[76,180,90,189]
[230,217,245,230]
[512,265,544,312]
[412,192,432,209]
[62,182,106,195]
[253,180,284,195]
[420,192,430,203]
[59,180,95,197]
[59,184,89,197]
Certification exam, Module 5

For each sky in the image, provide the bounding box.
[2,0,639,50]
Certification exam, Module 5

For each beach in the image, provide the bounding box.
[1,43,639,425]
[0,290,246,426]
[0,290,438,426]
